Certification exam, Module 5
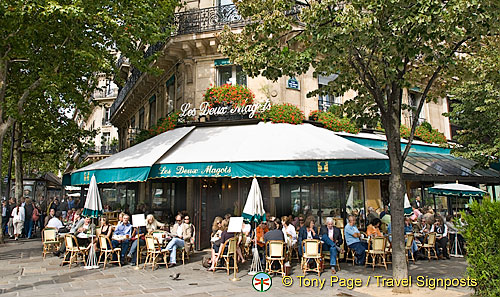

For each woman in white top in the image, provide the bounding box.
[145,214,165,233]
[11,203,25,240]
[281,216,297,247]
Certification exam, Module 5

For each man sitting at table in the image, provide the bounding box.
[46,211,65,231]
[320,217,343,274]
[345,215,368,265]
[166,214,194,267]
[112,214,133,264]
[430,216,449,259]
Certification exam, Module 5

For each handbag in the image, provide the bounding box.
[32,208,40,221]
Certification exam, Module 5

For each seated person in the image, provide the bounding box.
[44,208,56,226]
[281,216,297,247]
[430,216,449,259]
[297,216,320,257]
[416,217,430,244]
[319,217,343,274]
[208,219,234,271]
[366,218,383,237]
[127,225,146,266]
[46,211,65,231]
[145,214,165,233]
[209,217,224,265]
[264,220,285,243]
[345,215,368,265]
[166,214,194,267]
[98,217,113,239]
[75,217,92,248]
[255,220,269,261]
[111,214,133,264]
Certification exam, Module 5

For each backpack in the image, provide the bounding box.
[32,207,40,221]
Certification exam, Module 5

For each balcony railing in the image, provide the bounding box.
[172,5,247,35]
[110,4,305,120]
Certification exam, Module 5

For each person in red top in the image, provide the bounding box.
[255,221,269,248]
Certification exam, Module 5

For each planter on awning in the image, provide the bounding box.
[70,122,390,184]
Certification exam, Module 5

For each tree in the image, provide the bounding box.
[219,0,499,290]
[0,0,181,243]
[447,37,500,167]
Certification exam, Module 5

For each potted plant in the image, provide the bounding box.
[202,84,255,121]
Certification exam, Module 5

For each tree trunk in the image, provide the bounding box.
[383,92,410,294]
[14,123,23,204]
[0,133,3,244]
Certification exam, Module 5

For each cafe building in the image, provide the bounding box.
[67,120,392,249]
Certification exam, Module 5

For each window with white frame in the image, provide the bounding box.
[217,65,247,86]
[318,74,341,111]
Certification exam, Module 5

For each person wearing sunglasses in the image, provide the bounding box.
[166,214,194,267]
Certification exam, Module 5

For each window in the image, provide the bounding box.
[139,107,145,130]
[103,106,110,125]
[149,95,156,127]
[130,117,135,129]
[217,65,247,86]
[408,91,425,125]
[318,74,340,111]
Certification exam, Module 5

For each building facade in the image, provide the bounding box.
[68,1,499,249]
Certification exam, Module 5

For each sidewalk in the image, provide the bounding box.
[0,239,473,297]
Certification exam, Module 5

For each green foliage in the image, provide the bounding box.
[446,37,500,167]
[203,84,255,107]
[460,200,500,296]
[309,110,360,134]
[0,0,182,173]
[400,124,447,144]
[257,103,304,124]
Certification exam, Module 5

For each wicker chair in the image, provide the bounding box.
[61,234,89,268]
[301,239,322,276]
[42,227,60,259]
[365,236,388,270]
[97,234,121,269]
[265,240,285,277]
[405,233,415,264]
[421,232,439,261]
[143,235,169,270]
[221,237,238,275]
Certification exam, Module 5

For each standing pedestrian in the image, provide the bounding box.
[23,198,34,239]
[8,198,16,239]
[2,200,9,235]
[11,202,25,240]
[59,197,68,218]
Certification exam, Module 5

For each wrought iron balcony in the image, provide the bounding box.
[172,4,247,35]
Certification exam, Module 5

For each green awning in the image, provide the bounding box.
[71,167,151,185]
[149,159,389,179]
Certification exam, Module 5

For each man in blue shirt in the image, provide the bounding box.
[345,215,368,265]
[112,214,133,264]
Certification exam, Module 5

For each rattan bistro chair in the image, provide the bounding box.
[421,232,439,261]
[365,236,388,270]
[405,233,415,264]
[98,234,121,269]
[301,239,322,276]
[265,240,286,277]
[143,235,169,270]
[61,234,89,268]
[221,237,238,275]
[42,227,60,259]
[287,234,299,262]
